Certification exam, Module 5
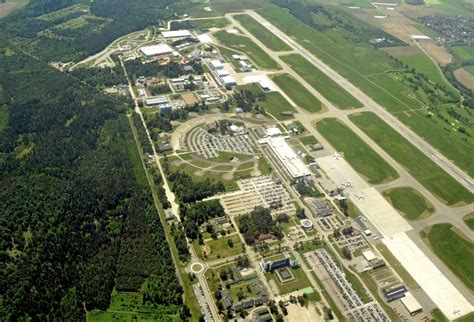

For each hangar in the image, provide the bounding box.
[162,30,192,41]
[140,43,173,57]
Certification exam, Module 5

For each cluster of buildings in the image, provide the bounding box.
[258,127,312,179]
[209,59,236,89]
[231,54,253,72]
[260,253,299,272]
[220,281,269,313]
[417,15,473,43]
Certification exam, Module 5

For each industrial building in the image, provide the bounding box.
[260,136,311,179]
[312,199,332,217]
[260,254,298,272]
[161,30,192,41]
[145,96,171,112]
[401,292,423,316]
[383,285,407,302]
[140,43,173,57]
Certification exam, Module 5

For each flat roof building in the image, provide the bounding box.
[140,43,173,57]
[221,75,236,88]
[162,30,192,41]
[209,59,224,70]
[401,292,423,316]
[261,136,311,179]
[265,127,282,137]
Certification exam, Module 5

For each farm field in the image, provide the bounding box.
[280,54,362,109]
[382,187,435,220]
[257,3,473,176]
[315,118,398,184]
[260,91,296,120]
[213,30,280,70]
[271,73,322,113]
[451,45,474,63]
[465,65,474,76]
[422,224,474,290]
[233,14,291,51]
[0,0,28,18]
[350,112,474,206]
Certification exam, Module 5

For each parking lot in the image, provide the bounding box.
[187,126,255,159]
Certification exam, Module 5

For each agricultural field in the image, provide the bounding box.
[0,0,28,18]
[451,45,474,63]
[414,0,474,18]
[315,118,398,184]
[213,30,280,70]
[233,14,291,51]
[350,112,474,206]
[280,54,362,109]
[271,73,323,113]
[259,91,296,120]
[464,65,474,76]
[382,187,435,220]
[422,224,474,290]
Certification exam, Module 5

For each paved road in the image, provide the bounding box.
[240,10,473,193]
[226,12,474,238]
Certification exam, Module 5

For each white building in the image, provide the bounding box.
[261,136,311,179]
[209,59,224,70]
[162,30,192,41]
[221,75,236,88]
[140,43,173,57]
[400,292,423,316]
[265,127,282,137]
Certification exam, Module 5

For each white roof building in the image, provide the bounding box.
[209,59,224,70]
[400,292,422,315]
[262,136,311,179]
[140,43,173,57]
[221,75,236,87]
[162,30,192,40]
[216,69,230,77]
[265,127,282,137]
[362,250,376,262]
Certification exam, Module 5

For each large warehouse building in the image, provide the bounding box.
[260,135,311,179]
[140,43,173,57]
[162,30,192,41]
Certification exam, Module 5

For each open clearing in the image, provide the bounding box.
[234,14,291,51]
[316,118,398,184]
[350,112,474,206]
[382,187,435,220]
[453,67,474,91]
[422,224,474,290]
[280,54,362,110]
[260,91,296,120]
[213,30,280,70]
[0,0,28,18]
[271,73,322,113]
[299,135,318,146]
[194,234,243,261]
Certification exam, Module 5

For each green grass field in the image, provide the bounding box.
[398,53,455,92]
[268,267,312,295]
[423,224,474,290]
[185,17,230,30]
[299,135,318,146]
[272,73,322,113]
[316,118,398,184]
[260,91,296,120]
[382,187,435,220]
[451,45,474,63]
[194,234,243,261]
[350,112,474,206]
[213,30,280,70]
[257,3,473,176]
[464,65,474,76]
[234,14,291,51]
[464,213,474,231]
[280,54,362,109]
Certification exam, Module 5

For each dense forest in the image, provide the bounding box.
[179,200,226,239]
[0,0,175,61]
[238,207,283,245]
[0,39,181,319]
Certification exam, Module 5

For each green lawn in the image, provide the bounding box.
[268,267,312,295]
[272,73,322,113]
[399,52,455,92]
[350,112,474,206]
[260,91,296,120]
[316,118,398,184]
[280,54,362,109]
[464,65,474,76]
[451,45,474,63]
[234,14,291,51]
[199,234,243,261]
[213,30,280,70]
[463,213,474,231]
[299,135,318,146]
[431,309,448,322]
[382,187,435,220]
[423,224,474,290]
[185,17,230,30]
[257,3,473,177]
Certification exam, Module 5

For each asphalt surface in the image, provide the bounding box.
[240,10,473,193]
